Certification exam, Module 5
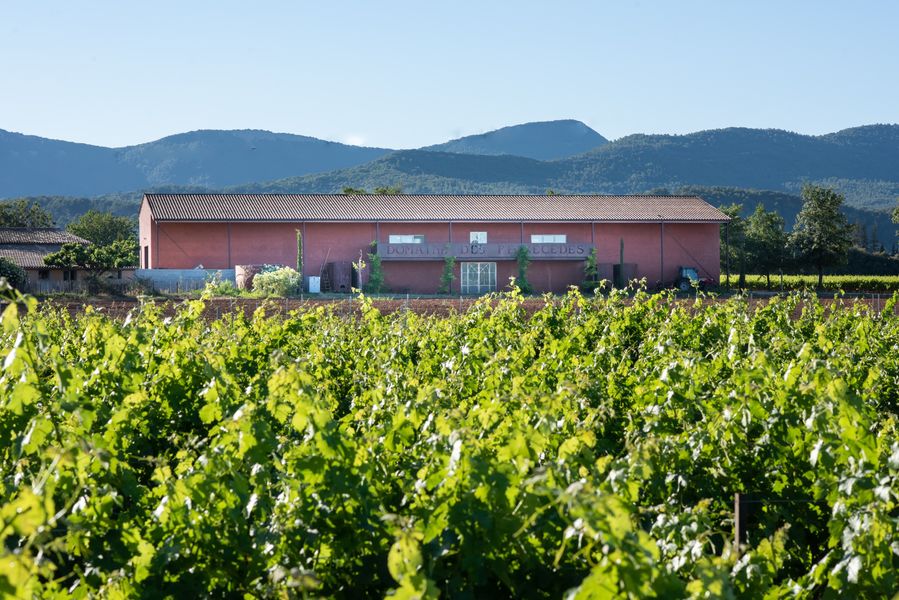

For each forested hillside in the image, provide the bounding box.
[421,119,607,160]
[3,123,898,245]
[673,187,897,249]
[0,120,604,198]
[229,151,559,195]
[564,125,899,208]
[0,129,390,197]
[4,123,898,211]
[232,125,899,211]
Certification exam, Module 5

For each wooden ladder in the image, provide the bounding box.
[320,267,332,292]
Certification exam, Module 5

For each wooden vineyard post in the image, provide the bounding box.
[734,492,751,558]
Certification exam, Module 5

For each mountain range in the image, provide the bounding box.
[4,120,897,210]
[232,124,899,212]
[0,120,607,198]
[0,128,390,197]
[421,119,607,160]
[2,119,899,245]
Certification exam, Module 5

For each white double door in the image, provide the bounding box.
[460,262,497,294]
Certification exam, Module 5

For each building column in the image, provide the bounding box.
[660,220,665,284]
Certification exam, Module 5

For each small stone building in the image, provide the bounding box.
[0,228,132,292]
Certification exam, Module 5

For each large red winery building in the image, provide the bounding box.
[139,193,728,294]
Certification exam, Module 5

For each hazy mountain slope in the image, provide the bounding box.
[560,125,899,203]
[20,187,204,226]
[199,122,893,208]
[672,186,896,249]
[422,119,608,160]
[0,120,608,198]
[783,178,899,213]
[245,124,899,209]
[115,130,390,188]
[229,151,564,194]
[0,128,391,198]
[0,130,147,197]
[4,123,898,209]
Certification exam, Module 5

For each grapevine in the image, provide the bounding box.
[0,285,896,597]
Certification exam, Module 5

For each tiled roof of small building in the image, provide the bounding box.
[144,194,730,223]
[0,228,89,245]
[0,244,66,268]
[0,229,89,269]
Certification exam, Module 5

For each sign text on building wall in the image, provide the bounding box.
[379,242,594,261]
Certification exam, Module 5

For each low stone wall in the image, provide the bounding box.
[135,269,235,292]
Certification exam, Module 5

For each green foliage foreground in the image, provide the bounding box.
[722,274,899,292]
[0,288,897,598]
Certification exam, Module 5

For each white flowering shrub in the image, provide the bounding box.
[252,266,301,297]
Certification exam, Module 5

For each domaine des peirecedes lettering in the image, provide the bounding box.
[381,242,592,261]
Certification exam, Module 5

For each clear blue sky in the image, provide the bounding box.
[2,1,897,149]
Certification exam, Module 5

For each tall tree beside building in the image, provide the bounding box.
[719,203,747,287]
[745,203,787,287]
[66,210,136,246]
[789,185,853,288]
[0,200,54,228]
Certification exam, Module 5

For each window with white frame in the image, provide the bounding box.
[460,262,497,294]
[469,231,487,244]
[388,234,425,244]
[530,234,567,243]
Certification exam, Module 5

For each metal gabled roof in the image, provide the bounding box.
[144,194,731,223]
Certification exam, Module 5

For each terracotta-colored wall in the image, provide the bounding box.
[663,223,721,282]
[450,223,523,244]
[155,223,231,269]
[372,223,445,293]
[138,198,155,268]
[594,223,720,286]
[302,222,376,281]
[231,223,304,268]
[145,218,721,293]
[376,222,595,294]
